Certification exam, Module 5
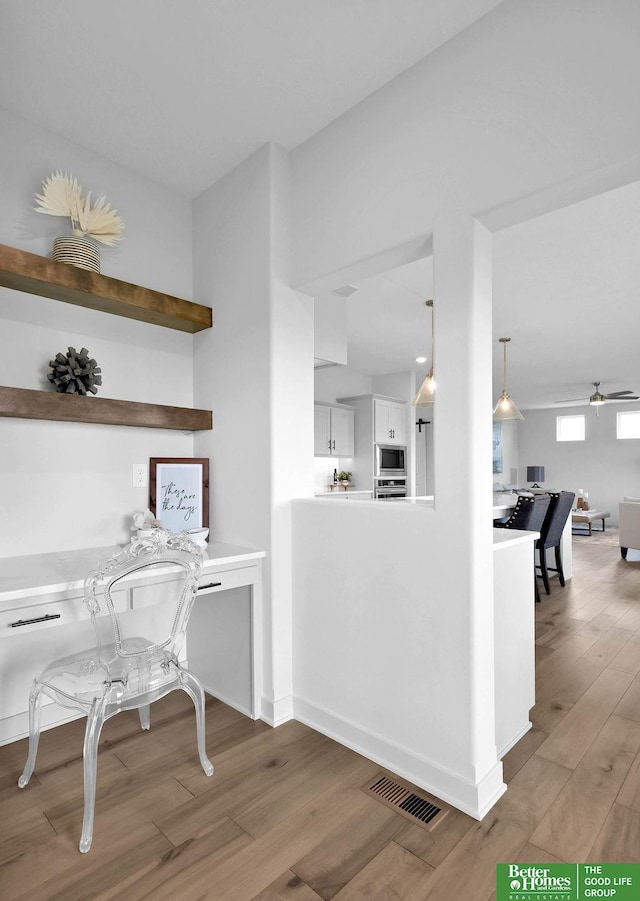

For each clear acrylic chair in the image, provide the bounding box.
[18,530,214,853]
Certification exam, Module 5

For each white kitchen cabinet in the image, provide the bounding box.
[374,398,406,445]
[314,405,331,455]
[314,403,354,457]
[336,393,408,489]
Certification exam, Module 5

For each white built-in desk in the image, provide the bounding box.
[0,541,264,745]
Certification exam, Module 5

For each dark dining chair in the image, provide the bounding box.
[536,491,576,595]
[494,494,551,533]
[495,494,551,602]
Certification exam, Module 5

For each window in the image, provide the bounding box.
[617,410,640,439]
[556,414,585,441]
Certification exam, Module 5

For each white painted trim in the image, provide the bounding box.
[261,694,294,727]
[296,234,432,296]
[496,720,532,759]
[293,696,506,820]
[0,706,82,748]
[201,686,253,721]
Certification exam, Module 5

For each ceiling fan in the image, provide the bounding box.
[555,381,639,409]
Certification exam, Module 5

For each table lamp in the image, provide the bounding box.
[526,466,545,488]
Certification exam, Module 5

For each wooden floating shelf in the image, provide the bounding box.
[0,243,212,333]
[0,386,212,431]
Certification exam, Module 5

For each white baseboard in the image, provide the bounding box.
[261,694,294,727]
[202,684,253,720]
[0,705,82,748]
[497,720,532,759]
[293,696,506,820]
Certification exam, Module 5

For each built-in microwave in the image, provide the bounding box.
[375,444,407,477]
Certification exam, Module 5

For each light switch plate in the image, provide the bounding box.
[132,463,148,487]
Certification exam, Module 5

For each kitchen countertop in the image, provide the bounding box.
[315,489,373,496]
[0,541,265,603]
[493,528,539,549]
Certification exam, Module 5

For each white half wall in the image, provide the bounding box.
[292,498,505,819]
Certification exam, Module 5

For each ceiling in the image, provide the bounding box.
[334,179,640,411]
[0,0,503,197]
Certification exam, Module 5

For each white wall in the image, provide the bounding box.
[193,144,314,725]
[518,404,640,522]
[291,1,640,292]
[192,148,273,549]
[494,420,520,487]
[372,371,413,403]
[314,295,347,366]
[0,109,195,556]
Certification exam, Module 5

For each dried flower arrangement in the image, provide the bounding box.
[35,171,125,246]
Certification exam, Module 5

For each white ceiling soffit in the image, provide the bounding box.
[0,0,504,197]
[314,358,339,371]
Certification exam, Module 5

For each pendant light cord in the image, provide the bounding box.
[503,340,507,393]
[500,337,510,394]
[427,299,434,373]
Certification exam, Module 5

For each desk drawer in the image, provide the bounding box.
[0,595,88,638]
[0,589,127,639]
[198,565,256,595]
[0,590,127,724]
[127,564,257,609]
[128,564,255,614]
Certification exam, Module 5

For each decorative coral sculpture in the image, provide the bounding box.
[48,347,102,395]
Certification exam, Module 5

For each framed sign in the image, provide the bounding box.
[150,458,209,533]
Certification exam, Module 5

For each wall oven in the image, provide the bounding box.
[374,479,408,501]
[375,444,407,477]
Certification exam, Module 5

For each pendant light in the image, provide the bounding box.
[493,337,524,421]
[412,300,435,407]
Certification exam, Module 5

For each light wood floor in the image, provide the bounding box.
[2,529,640,900]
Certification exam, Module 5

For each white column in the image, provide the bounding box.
[269,145,315,723]
[432,213,502,807]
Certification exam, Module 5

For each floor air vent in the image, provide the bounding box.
[362,774,448,831]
